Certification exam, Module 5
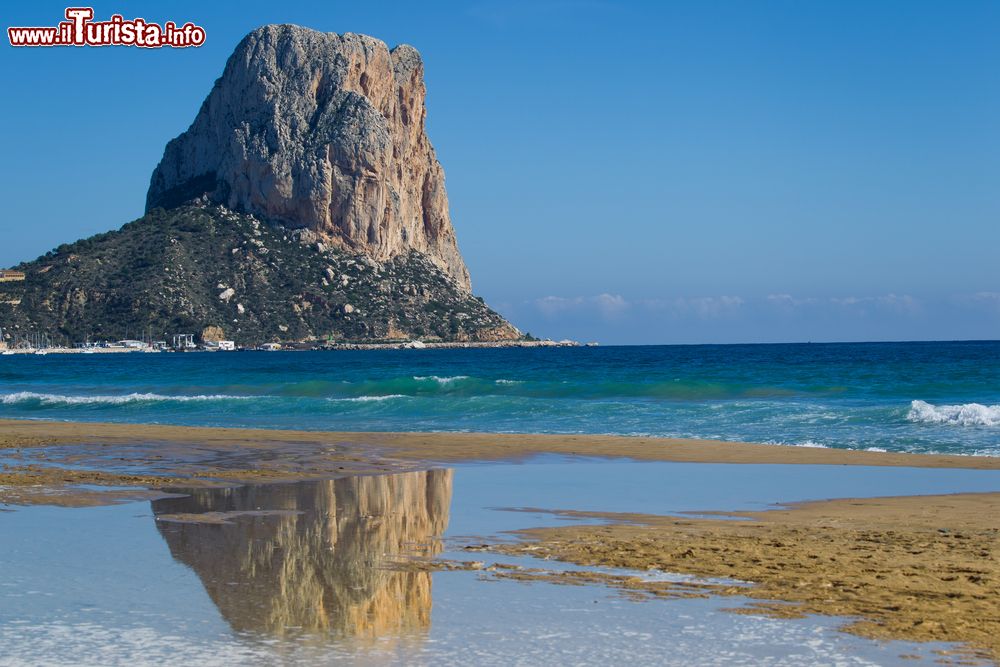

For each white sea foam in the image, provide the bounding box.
[795,440,828,449]
[412,375,470,384]
[495,379,522,385]
[328,394,407,403]
[907,400,1000,427]
[761,439,829,449]
[0,391,250,406]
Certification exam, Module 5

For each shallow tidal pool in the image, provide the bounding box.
[3,458,999,666]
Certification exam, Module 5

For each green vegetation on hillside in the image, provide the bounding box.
[0,205,519,346]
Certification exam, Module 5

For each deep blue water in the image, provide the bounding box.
[1,341,998,455]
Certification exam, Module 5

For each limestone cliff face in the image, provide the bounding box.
[147,25,471,290]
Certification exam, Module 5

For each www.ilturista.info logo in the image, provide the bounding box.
[8,7,205,48]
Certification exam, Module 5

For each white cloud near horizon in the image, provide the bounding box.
[532,293,748,320]
[531,293,928,317]
[634,296,746,318]
[533,293,630,320]
[961,292,1000,313]
[828,293,921,313]
[492,291,1000,344]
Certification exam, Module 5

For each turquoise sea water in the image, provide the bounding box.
[1,341,998,455]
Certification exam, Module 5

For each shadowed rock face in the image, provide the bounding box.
[1,204,520,344]
[152,470,453,641]
[147,25,471,290]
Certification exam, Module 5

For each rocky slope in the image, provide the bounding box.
[1,25,521,346]
[0,205,516,346]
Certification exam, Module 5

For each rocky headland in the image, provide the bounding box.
[0,25,521,346]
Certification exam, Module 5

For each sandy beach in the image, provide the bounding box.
[2,417,999,663]
[3,417,1000,504]
[4,417,1000,469]
[489,493,1000,663]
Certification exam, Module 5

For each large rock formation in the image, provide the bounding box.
[0,205,517,345]
[147,25,470,290]
[0,25,522,345]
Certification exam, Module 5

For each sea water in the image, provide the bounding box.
[1,341,998,455]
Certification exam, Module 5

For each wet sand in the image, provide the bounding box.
[3,418,1000,471]
[3,418,999,661]
[489,493,1000,663]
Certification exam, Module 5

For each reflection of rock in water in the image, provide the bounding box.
[152,470,452,641]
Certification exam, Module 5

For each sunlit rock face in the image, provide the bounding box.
[152,470,453,640]
[6,24,523,345]
[147,25,471,290]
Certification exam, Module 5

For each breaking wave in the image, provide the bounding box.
[795,440,829,449]
[907,400,1000,427]
[0,391,252,406]
[327,394,407,403]
[412,375,470,384]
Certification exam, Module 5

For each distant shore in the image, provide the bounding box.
[0,339,586,355]
[316,339,587,351]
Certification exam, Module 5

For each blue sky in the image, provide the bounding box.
[2,1,998,344]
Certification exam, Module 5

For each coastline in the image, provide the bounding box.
[2,417,999,661]
[2,417,1000,470]
[0,339,583,355]
[487,492,1000,663]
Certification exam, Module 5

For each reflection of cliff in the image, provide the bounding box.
[152,470,452,640]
